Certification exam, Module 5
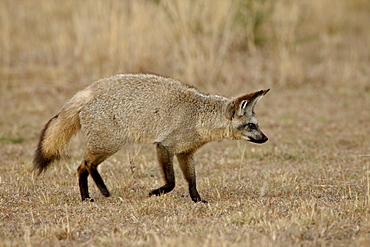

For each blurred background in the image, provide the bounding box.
[1,0,368,91]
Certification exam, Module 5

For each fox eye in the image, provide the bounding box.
[247,123,257,129]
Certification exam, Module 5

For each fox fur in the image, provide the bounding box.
[33,73,269,202]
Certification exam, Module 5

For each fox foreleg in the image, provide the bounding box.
[176,152,206,203]
[149,144,175,197]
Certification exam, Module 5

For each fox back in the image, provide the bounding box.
[79,74,231,153]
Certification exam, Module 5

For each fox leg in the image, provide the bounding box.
[176,152,206,203]
[77,152,111,201]
[77,161,91,201]
[149,144,175,197]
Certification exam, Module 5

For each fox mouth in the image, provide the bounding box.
[245,136,268,144]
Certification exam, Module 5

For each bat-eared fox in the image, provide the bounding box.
[34,73,269,202]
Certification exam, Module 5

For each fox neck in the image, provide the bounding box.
[196,97,234,143]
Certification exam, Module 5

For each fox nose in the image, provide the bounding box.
[262,135,268,143]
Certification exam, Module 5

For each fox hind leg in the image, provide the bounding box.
[77,162,91,201]
[149,144,175,197]
[77,152,111,201]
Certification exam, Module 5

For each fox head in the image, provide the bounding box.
[226,89,270,144]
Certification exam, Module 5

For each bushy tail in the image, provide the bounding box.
[33,90,92,175]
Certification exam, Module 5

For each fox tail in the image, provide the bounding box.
[33,90,92,175]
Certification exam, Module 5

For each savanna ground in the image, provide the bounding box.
[0,0,369,246]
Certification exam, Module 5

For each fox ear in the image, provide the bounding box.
[226,89,269,120]
[242,88,270,114]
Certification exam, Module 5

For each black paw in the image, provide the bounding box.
[149,188,165,197]
[82,197,95,202]
[102,191,111,197]
[192,198,208,203]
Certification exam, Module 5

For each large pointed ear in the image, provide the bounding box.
[226,89,270,120]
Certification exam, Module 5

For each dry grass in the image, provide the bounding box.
[0,0,369,246]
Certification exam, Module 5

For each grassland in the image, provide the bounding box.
[0,0,369,246]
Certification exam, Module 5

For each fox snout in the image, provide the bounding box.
[248,133,268,144]
[238,123,268,144]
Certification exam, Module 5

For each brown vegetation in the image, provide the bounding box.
[0,0,369,246]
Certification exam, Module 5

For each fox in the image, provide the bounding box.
[33,73,269,203]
